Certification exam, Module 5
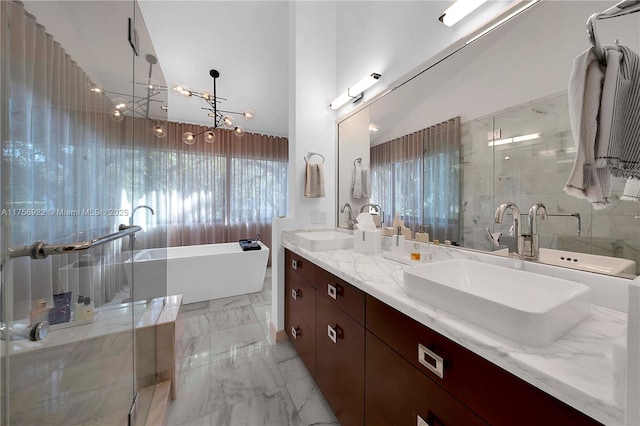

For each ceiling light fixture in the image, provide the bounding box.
[172,69,254,145]
[439,0,488,27]
[488,132,541,147]
[330,73,381,110]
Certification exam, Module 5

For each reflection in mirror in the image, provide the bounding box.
[337,1,640,276]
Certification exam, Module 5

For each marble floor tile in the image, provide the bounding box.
[210,322,266,357]
[286,376,339,426]
[209,295,251,313]
[209,387,303,426]
[209,305,259,333]
[167,268,340,426]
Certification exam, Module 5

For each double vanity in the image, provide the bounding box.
[281,228,632,425]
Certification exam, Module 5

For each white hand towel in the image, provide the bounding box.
[621,178,640,202]
[564,48,610,208]
[361,166,371,199]
[304,162,325,198]
[352,162,363,198]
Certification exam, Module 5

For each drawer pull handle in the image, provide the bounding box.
[327,283,342,300]
[327,324,341,343]
[418,343,444,379]
[417,415,430,426]
[291,288,300,300]
[291,259,300,270]
[291,326,301,339]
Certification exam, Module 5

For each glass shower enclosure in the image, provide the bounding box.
[0,1,167,424]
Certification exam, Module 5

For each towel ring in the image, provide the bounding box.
[304,152,325,164]
[353,158,362,167]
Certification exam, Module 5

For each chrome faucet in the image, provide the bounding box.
[0,321,49,341]
[359,203,384,227]
[494,202,523,256]
[359,203,381,213]
[128,205,155,250]
[340,203,356,230]
[130,205,155,226]
[524,202,547,259]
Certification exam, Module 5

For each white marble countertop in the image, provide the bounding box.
[283,230,627,425]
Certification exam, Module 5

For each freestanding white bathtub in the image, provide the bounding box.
[124,242,269,304]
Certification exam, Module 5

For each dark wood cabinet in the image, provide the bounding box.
[366,294,602,426]
[315,294,365,426]
[283,249,601,426]
[366,330,487,426]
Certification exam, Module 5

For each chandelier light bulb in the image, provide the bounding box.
[112,98,128,112]
[110,109,125,122]
[234,126,245,137]
[182,132,196,145]
[243,109,255,121]
[201,90,213,102]
[223,116,235,127]
[204,130,216,143]
[152,124,167,138]
[89,82,103,94]
[144,78,159,92]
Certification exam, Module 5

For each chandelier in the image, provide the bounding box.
[97,54,169,139]
[171,69,254,145]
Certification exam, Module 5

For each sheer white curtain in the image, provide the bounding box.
[132,121,288,264]
[6,1,133,317]
[424,117,461,243]
[370,117,460,242]
[371,130,424,233]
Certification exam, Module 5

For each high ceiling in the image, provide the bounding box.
[138,1,290,137]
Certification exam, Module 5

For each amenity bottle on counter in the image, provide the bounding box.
[30,299,52,325]
[76,297,95,321]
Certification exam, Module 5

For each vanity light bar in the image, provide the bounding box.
[488,132,541,147]
[330,73,381,110]
[466,0,540,45]
[439,0,489,27]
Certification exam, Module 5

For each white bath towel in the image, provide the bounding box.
[352,162,363,198]
[621,178,640,202]
[352,163,371,199]
[304,162,325,198]
[564,47,610,208]
[361,166,371,199]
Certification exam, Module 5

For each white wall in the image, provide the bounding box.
[334,0,519,116]
[271,1,338,335]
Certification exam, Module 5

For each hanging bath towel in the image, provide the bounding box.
[564,47,609,208]
[597,45,640,180]
[352,162,371,199]
[304,162,325,198]
[621,178,640,202]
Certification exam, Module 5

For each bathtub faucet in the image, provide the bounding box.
[130,205,155,226]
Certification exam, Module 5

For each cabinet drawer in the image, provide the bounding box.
[366,331,486,426]
[285,249,317,287]
[316,267,365,325]
[285,268,316,330]
[285,301,315,378]
[316,294,365,426]
[366,295,600,426]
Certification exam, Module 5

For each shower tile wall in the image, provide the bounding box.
[461,92,640,273]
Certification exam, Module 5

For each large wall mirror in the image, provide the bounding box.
[337,1,640,276]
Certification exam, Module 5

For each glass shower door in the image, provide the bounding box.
[0,1,163,423]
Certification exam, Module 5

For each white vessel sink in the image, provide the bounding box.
[537,248,636,276]
[403,259,592,347]
[295,230,353,251]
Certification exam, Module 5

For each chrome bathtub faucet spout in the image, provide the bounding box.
[129,205,155,250]
[494,202,523,257]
